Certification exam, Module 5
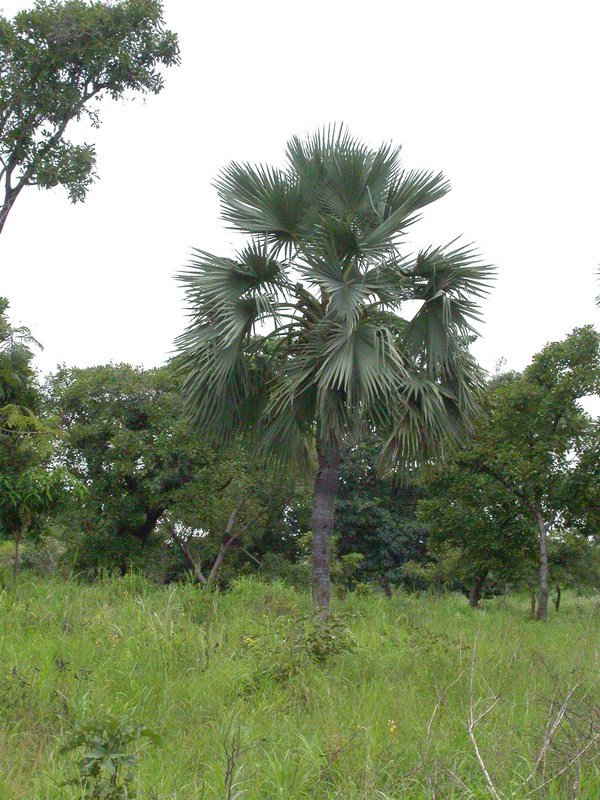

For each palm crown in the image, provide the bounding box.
[177,128,491,470]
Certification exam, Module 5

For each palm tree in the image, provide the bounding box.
[176,127,492,615]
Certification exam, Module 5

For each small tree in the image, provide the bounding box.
[456,328,600,620]
[48,363,211,573]
[0,465,74,579]
[0,0,179,236]
[0,297,73,578]
[418,463,536,607]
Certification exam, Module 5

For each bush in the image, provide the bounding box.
[60,712,160,799]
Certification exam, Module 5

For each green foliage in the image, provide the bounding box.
[249,611,356,689]
[47,363,210,572]
[0,0,179,234]
[417,460,537,590]
[401,541,464,593]
[176,127,492,471]
[61,713,160,799]
[471,327,600,513]
[2,576,600,798]
[48,363,305,579]
[0,296,42,429]
[0,299,74,577]
[421,327,600,616]
[549,531,600,592]
[335,436,429,587]
[303,613,356,662]
[0,465,74,530]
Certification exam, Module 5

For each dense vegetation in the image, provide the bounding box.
[2,576,600,799]
[2,2,600,798]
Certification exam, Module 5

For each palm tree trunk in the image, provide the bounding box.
[534,503,549,621]
[311,433,340,617]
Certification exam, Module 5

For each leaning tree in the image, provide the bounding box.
[0,0,179,236]
[176,128,492,615]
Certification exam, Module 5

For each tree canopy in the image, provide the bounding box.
[0,0,179,235]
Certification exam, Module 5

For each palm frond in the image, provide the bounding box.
[402,242,493,366]
[177,126,494,474]
[215,161,311,245]
[359,169,450,257]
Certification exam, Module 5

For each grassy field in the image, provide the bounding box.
[1,574,600,799]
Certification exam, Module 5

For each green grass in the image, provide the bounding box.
[1,574,600,799]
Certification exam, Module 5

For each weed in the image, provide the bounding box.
[60,712,160,799]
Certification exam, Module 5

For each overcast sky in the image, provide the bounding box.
[1,0,599,378]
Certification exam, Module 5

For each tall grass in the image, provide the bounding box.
[1,574,600,798]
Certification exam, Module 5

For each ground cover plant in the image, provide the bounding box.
[2,574,600,799]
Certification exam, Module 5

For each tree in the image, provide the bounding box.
[0,0,179,236]
[49,363,302,579]
[457,328,600,620]
[0,297,72,578]
[163,455,305,587]
[0,296,42,429]
[0,464,74,579]
[176,128,492,615]
[417,462,536,607]
[335,436,429,593]
[48,363,211,572]
[548,531,600,611]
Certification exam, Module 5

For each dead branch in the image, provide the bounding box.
[526,729,600,796]
[525,682,579,785]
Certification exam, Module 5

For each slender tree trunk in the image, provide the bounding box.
[528,583,536,618]
[170,527,207,585]
[0,182,25,238]
[208,537,232,586]
[207,498,245,586]
[311,433,340,617]
[468,571,488,609]
[534,504,549,621]
[554,583,561,612]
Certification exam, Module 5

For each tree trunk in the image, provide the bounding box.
[534,504,549,621]
[468,571,487,608]
[311,433,340,617]
[208,536,231,586]
[529,585,536,618]
[0,186,21,238]
[121,506,166,543]
[169,526,207,585]
[207,496,247,586]
[554,583,561,612]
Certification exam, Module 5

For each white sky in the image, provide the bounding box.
[1,0,599,378]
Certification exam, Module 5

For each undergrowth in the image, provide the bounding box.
[1,574,600,798]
